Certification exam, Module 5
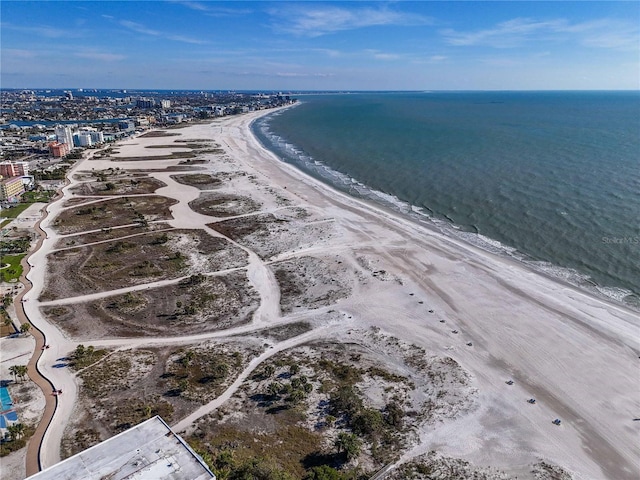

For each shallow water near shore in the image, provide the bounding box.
[252,91,640,308]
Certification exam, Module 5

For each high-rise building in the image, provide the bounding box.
[160,100,171,109]
[0,176,26,201]
[90,131,104,144]
[136,98,155,108]
[76,132,93,147]
[55,125,74,147]
[0,161,29,177]
[48,141,71,158]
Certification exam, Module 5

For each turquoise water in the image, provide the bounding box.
[0,386,12,410]
[253,92,640,308]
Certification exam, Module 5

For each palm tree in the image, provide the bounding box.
[288,388,305,405]
[334,433,361,461]
[2,295,13,308]
[266,382,282,398]
[15,365,28,382]
[7,423,25,441]
[9,365,19,382]
[19,322,31,335]
[182,350,195,366]
[74,344,86,358]
[263,365,275,379]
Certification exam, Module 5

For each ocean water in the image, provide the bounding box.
[252,92,640,308]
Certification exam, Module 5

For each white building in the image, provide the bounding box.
[28,416,215,480]
[160,99,171,109]
[75,131,93,147]
[90,131,104,144]
[54,125,74,147]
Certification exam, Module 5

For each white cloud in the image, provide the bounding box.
[118,19,207,44]
[441,17,566,48]
[170,1,209,12]
[3,49,37,58]
[75,52,125,62]
[364,49,401,61]
[119,20,161,36]
[166,35,208,45]
[1,22,81,39]
[441,17,640,51]
[269,5,433,37]
[275,72,334,78]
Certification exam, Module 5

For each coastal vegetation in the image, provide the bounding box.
[183,341,453,479]
[62,342,262,458]
[50,195,177,234]
[0,423,35,457]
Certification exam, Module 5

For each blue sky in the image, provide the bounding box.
[1,1,638,90]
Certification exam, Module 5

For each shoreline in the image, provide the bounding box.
[234,108,639,477]
[251,101,640,311]
[17,107,640,479]
[248,109,640,333]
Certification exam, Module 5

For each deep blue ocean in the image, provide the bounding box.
[252,92,640,308]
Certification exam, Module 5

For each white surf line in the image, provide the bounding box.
[37,265,248,307]
[172,323,337,434]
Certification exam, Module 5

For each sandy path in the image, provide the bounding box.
[20,110,640,479]
[21,126,290,471]
[22,152,102,471]
[14,221,58,477]
[172,321,341,433]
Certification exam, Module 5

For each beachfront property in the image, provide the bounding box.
[54,125,74,148]
[0,161,29,178]
[47,141,71,158]
[0,176,25,202]
[28,416,216,480]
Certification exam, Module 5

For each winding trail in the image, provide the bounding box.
[15,200,63,477]
[19,121,294,473]
[16,108,639,480]
[172,322,338,433]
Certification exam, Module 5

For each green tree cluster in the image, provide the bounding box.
[9,364,28,382]
[198,448,296,480]
[71,344,106,369]
[1,423,33,456]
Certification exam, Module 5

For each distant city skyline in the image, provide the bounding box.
[1,1,639,90]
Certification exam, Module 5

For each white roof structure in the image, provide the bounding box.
[28,416,215,480]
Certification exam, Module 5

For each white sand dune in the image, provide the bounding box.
[22,110,640,479]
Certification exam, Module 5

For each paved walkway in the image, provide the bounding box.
[16,206,59,477]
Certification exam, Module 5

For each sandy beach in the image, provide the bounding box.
[17,107,640,479]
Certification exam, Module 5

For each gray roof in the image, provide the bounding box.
[29,416,215,480]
